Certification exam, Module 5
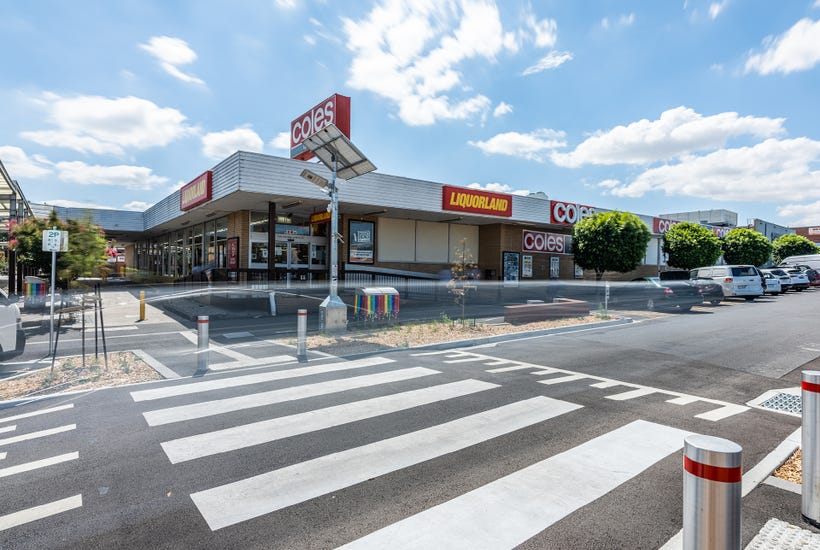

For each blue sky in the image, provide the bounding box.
[2,0,820,227]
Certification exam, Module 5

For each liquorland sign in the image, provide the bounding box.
[442,185,512,217]
[550,200,596,225]
[522,230,570,254]
[290,94,351,161]
[180,171,212,211]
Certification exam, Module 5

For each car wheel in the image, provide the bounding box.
[678,306,692,312]
[646,298,655,311]
[744,296,755,301]
[710,300,721,305]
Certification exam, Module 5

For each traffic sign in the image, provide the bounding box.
[42,230,69,252]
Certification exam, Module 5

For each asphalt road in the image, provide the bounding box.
[0,289,816,549]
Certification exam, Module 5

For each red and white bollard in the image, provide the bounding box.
[683,434,743,550]
[297,309,307,360]
[802,371,820,526]
[197,315,209,372]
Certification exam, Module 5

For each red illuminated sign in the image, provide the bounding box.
[180,171,212,211]
[522,230,568,254]
[226,237,239,270]
[442,185,512,217]
[290,94,351,161]
[550,200,596,225]
[652,217,681,234]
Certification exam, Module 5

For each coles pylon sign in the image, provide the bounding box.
[290,94,351,161]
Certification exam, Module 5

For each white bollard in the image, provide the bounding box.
[297,309,307,360]
[197,315,209,372]
[683,434,742,550]
[269,291,277,317]
[802,370,820,527]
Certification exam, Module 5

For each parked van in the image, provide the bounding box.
[690,265,764,300]
[779,254,820,270]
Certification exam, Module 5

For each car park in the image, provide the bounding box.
[0,288,24,356]
[690,265,764,300]
[785,268,810,291]
[762,268,792,292]
[609,277,702,312]
[761,272,782,295]
[660,270,723,305]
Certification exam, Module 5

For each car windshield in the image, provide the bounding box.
[731,266,757,277]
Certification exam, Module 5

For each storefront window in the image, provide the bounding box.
[215,217,228,268]
[251,242,268,264]
[250,212,269,234]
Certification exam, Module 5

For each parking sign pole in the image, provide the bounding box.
[49,227,57,356]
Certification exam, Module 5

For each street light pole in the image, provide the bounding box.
[329,154,339,299]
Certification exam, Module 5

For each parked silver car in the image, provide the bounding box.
[690,265,764,300]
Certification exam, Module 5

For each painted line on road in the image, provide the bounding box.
[223,332,254,339]
[338,420,689,550]
[0,425,16,434]
[143,367,441,427]
[0,451,79,479]
[102,326,138,332]
[161,379,499,464]
[0,452,6,460]
[179,331,254,362]
[410,351,450,357]
[666,396,699,405]
[605,387,656,401]
[486,365,536,373]
[589,381,622,389]
[538,374,586,386]
[191,396,582,531]
[0,425,76,447]
[0,404,74,424]
[130,356,395,402]
[443,357,486,364]
[0,494,83,531]
[132,349,180,380]
[694,404,749,422]
[530,369,559,376]
[208,355,295,371]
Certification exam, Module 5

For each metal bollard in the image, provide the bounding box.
[683,434,742,550]
[139,290,146,321]
[197,315,209,372]
[297,309,307,360]
[803,371,820,526]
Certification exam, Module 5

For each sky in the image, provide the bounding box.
[2,0,820,227]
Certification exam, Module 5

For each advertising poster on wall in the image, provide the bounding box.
[349,220,374,264]
[574,263,584,279]
[522,255,533,278]
[550,256,560,279]
[227,237,239,270]
[502,251,520,287]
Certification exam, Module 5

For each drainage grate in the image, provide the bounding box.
[758,393,802,415]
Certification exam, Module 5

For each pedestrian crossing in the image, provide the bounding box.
[0,403,82,533]
[128,353,721,545]
[412,350,750,421]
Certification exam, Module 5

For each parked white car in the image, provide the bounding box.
[690,265,764,300]
[762,268,792,292]
[0,289,23,355]
[785,269,810,291]
[761,272,782,295]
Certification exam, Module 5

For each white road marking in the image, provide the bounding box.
[0,452,6,460]
[339,420,690,550]
[443,358,483,364]
[143,367,440,427]
[486,365,534,373]
[605,387,656,401]
[589,381,622,389]
[191,396,582,531]
[161,379,499,464]
[0,425,76,447]
[130,356,395,402]
[0,425,16,434]
[208,355,295,371]
[0,494,83,531]
[179,331,253,362]
[531,369,559,376]
[666,396,699,405]
[223,332,254,339]
[102,326,138,332]
[0,452,79,479]
[483,360,514,366]
[695,403,749,422]
[410,351,449,356]
[538,374,586,386]
[0,404,74,424]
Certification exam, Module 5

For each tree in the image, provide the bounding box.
[572,211,651,281]
[772,234,819,264]
[8,211,65,275]
[447,238,478,322]
[721,228,773,266]
[662,222,723,270]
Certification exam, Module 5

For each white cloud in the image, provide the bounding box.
[201,127,264,160]
[123,201,153,211]
[139,36,205,85]
[606,138,820,201]
[522,50,573,75]
[468,129,566,162]
[815,0,820,8]
[551,106,785,167]
[268,131,291,152]
[601,17,609,30]
[709,1,729,19]
[0,146,53,178]
[304,35,316,46]
[745,18,820,75]
[21,93,192,155]
[342,1,558,126]
[55,161,168,190]
[493,102,513,117]
[42,199,117,210]
[274,0,297,8]
[777,201,820,225]
[598,179,620,189]
[601,13,634,30]
[467,182,530,195]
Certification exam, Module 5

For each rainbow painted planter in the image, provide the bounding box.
[354,287,400,321]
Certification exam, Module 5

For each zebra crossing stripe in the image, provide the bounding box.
[0,494,82,531]
[0,452,79,479]
[605,387,656,401]
[0,425,16,434]
[143,367,441,427]
[0,425,76,448]
[0,452,6,460]
[339,420,690,550]
[161,379,499,464]
[191,396,583,531]
[130,356,395,402]
[0,404,73,424]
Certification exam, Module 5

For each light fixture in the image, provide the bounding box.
[205,211,220,218]
[180,220,191,226]
[362,209,387,216]
[441,216,463,223]
[300,169,329,188]
[282,200,303,209]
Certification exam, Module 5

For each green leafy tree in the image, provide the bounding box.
[721,228,773,266]
[59,216,109,283]
[772,234,819,264]
[572,211,651,281]
[8,211,65,275]
[662,222,723,270]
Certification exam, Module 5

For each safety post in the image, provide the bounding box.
[683,434,742,550]
[197,315,209,372]
[802,371,820,527]
[139,290,146,321]
[297,309,307,360]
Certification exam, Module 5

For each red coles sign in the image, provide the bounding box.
[652,218,681,234]
[290,94,351,161]
[550,200,596,225]
[522,230,568,254]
